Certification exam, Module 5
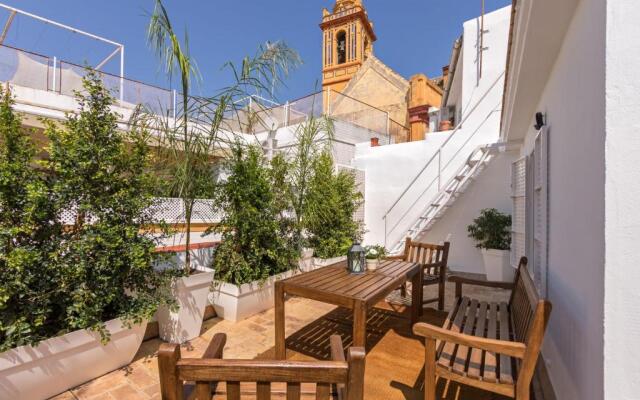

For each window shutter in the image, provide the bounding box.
[511,157,526,268]
[532,128,549,296]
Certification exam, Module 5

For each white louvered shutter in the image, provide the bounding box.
[511,157,526,268]
[532,128,549,296]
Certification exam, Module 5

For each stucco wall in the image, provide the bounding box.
[338,66,409,125]
[418,151,516,274]
[517,0,606,398]
[354,7,510,252]
[604,0,640,398]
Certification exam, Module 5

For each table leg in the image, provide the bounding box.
[411,267,424,324]
[353,301,367,351]
[275,281,286,360]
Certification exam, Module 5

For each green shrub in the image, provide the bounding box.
[0,85,62,350]
[43,71,174,341]
[0,73,174,351]
[305,152,363,258]
[211,144,297,285]
[467,208,512,250]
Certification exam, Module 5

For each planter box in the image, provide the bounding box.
[0,318,147,400]
[157,266,215,344]
[210,257,345,322]
[481,249,515,282]
[210,269,297,322]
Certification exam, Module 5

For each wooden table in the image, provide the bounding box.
[274,260,423,359]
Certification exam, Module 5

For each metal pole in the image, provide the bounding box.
[52,56,57,92]
[285,101,290,127]
[119,46,124,103]
[172,89,177,122]
[386,112,390,141]
[437,150,442,190]
[479,0,485,81]
[327,89,332,116]
[0,10,16,45]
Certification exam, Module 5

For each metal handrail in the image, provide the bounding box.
[382,71,505,220]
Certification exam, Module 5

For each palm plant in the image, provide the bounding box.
[286,114,335,251]
[142,0,300,273]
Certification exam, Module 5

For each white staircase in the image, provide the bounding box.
[387,144,500,254]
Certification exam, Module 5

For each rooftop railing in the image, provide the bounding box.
[1,44,406,144]
[0,44,174,116]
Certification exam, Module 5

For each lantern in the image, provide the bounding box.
[347,242,366,274]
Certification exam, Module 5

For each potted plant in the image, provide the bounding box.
[365,245,386,270]
[305,152,364,267]
[467,208,513,282]
[209,144,299,321]
[0,75,173,400]
[143,0,300,341]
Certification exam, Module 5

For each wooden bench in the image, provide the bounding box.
[158,333,365,400]
[389,238,450,311]
[413,257,551,400]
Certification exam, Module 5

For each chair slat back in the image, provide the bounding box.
[508,257,552,387]
[158,345,365,400]
[403,238,450,275]
[509,257,540,343]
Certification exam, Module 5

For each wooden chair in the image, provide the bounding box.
[389,238,450,311]
[158,333,365,400]
[413,257,552,400]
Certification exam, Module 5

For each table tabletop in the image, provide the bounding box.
[280,260,421,308]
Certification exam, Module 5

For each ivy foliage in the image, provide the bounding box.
[0,73,173,351]
[304,152,363,259]
[211,144,297,285]
[467,208,512,250]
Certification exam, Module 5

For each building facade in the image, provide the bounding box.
[321,0,444,141]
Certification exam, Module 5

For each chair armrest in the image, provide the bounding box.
[330,335,346,362]
[448,275,514,298]
[385,255,406,261]
[413,323,526,359]
[201,333,227,359]
[329,335,346,400]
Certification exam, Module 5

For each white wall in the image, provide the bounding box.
[353,132,450,245]
[354,7,511,250]
[418,151,516,274]
[511,0,606,398]
[604,0,640,398]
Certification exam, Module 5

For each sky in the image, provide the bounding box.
[0,0,511,102]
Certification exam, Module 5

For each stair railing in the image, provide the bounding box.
[382,71,505,248]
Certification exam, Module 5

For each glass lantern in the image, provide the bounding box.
[347,242,366,274]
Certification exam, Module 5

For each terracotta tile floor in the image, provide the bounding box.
[51,280,511,400]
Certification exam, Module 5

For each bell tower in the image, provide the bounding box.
[321,0,376,94]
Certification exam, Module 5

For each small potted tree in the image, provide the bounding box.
[467,208,513,282]
[365,245,386,271]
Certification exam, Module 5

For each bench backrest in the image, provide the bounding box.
[158,342,365,400]
[508,257,552,388]
[403,238,450,275]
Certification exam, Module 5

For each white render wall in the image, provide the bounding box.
[417,151,516,274]
[604,0,640,398]
[513,0,606,398]
[353,6,511,254]
[353,132,450,246]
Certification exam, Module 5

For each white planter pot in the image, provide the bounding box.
[481,249,514,282]
[211,269,298,322]
[366,259,379,271]
[157,266,215,344]
[0,318,147,400]
[313,256,347,268]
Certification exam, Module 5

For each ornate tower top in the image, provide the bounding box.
[321,0,376,94]
[333,0,362,13]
